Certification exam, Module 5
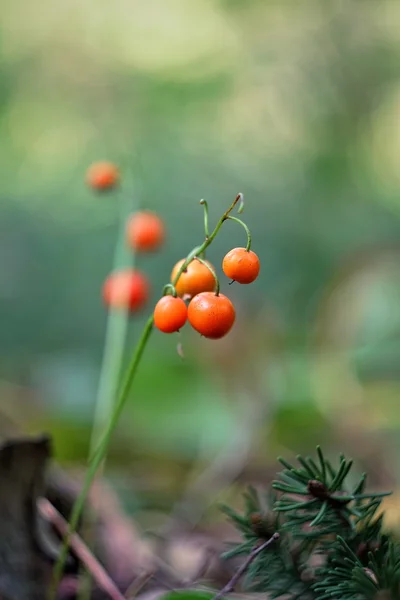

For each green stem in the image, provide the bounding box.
[199,199,210,238]
[172,193,243,285]
[49,192,244,598]
[162,283,177,297]
[49,316,154,599]
[226,216,252,251]
[89,190,135,468]
[195,256,220,295]
[79,187,136,600]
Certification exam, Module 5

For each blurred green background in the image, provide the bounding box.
[1,0,400,522]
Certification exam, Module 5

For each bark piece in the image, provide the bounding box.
[0,434,51,600]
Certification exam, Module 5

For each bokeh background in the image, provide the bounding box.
[1,0,400,531]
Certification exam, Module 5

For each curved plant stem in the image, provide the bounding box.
[172,193,244,281]
[226,215,252,251]
[200,199,210,239]
[195,256,220,295]
[49,193,244,599]
[162,283,177,297]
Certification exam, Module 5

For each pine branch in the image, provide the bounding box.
[220,447,400,600]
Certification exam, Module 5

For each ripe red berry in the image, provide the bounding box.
[126,211,165,252]
[187,292,235,339]
[222,247,260,284]
[154,296,188,333]
[171,258,216,299]
[103,269,149,312]
[86,162,119,191]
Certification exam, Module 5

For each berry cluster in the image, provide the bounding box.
[154,244,259,339]
[86,161,259,341]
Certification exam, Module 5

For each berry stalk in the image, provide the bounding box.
[226,215,252,251]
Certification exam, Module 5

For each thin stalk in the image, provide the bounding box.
[79,188,137,600]
[200,199,210,238]
[49,193,244,598]
[195,256,220,295]
[89,193,134,461]
[49,315,154,600]
[174,193,243,279]
[162,283,177,297]
[226,216,252,251]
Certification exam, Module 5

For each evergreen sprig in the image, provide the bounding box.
[220,447,400,600]
[314,536,400,600]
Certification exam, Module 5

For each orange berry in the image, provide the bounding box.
[222,247,260,284]
[171,258,216,299]
[187,292,235,339]
[86,161,119,191]
[126,211,165,252]
[154,295,188,333]
[103,268,149,312]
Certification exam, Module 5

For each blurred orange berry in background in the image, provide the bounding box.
[222,247,260,284]
[126,211,165,252]
[103,268,149,312]
[86,161,119,191]
[154,295,188,333]
[187,292,235,339]
[171,258,216,299]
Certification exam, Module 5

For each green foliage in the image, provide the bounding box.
[221,447,400,599]
[314,537,400,600]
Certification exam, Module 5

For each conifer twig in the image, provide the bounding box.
[212,533,279,600]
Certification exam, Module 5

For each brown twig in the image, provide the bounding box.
[211,533,279,600]
[37,498,126,600]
